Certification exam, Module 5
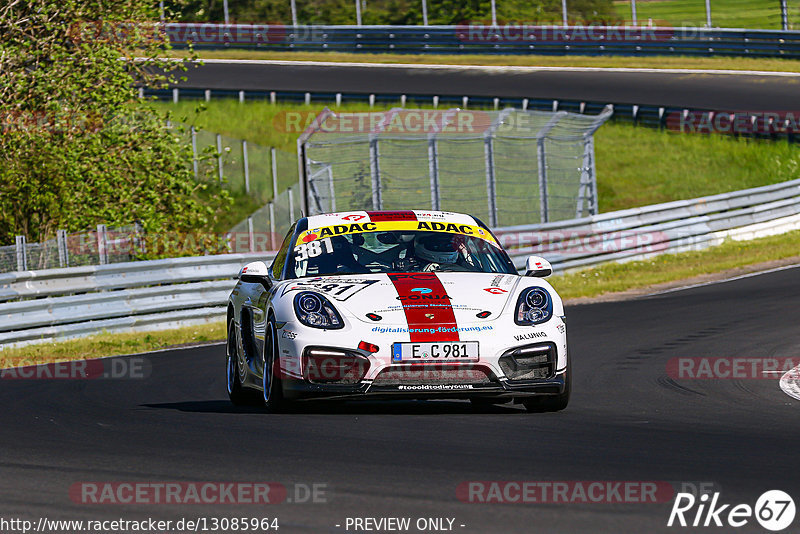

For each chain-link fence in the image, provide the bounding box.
[0,225,144,274]
[227,184,303,252]
[300,107,612,226]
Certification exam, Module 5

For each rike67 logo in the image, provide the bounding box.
[668,490,795,531]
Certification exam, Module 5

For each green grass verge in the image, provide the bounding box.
[551,229,800,299]
[165,50,800,73]
[157,100,800,218]
[0,322,226,369]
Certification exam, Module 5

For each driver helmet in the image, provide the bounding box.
[414,233,459,264]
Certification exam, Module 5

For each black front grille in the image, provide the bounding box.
[372,364,493,386]
[499,343,556,381]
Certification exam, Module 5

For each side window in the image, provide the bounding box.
[270,224,296,279]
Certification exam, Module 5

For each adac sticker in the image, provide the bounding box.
[295,220,499,247]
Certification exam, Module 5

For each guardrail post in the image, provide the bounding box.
[216,134,224,183]
[268,202,276,249]
[57,230,69,268]
[369,136,383,210]
[172,88,178,103]
[191,126,199,180]
[204,89,211,102]
[97,224,108,265]
[15,236,27,271]
[242,140,251,194]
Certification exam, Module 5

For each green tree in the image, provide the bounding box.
[0,0,230,248]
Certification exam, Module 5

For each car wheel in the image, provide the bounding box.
[262,317,288,412]
[226,318,252,406]
[523,362,571,413]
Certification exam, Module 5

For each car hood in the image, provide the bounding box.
[277,272,523,325]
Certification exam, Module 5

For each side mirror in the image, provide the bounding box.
[239,261,273,289]
[524,256,553,277]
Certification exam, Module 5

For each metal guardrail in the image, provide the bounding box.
[498,178,800,270]
[2,179,800,346]
[164,24,800,58]
[0,253,273,345]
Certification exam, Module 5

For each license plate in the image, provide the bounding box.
[391,342,479,363]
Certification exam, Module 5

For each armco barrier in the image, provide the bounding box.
[163,24,800,59]
[2,179,800,346]
[0,253,273,346]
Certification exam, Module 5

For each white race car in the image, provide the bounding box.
[226,210,569,412]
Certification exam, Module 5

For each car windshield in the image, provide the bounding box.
[288,229,516,279]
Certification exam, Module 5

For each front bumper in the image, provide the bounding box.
[281,367,567,401]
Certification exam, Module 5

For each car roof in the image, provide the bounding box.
[305,210,481,228]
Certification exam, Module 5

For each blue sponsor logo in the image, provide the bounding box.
[392,343,403,362]
[411,287,432,294]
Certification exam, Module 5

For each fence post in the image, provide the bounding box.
[781,0,789,30]
[534,112,568,223]
[268,202,276,249]
[369,136,382,210]
[490,0,497,26]
[630,0,637,25]
[705,0,712,27]
[97,224,108,265]
[57,229,69,268]
[191,126,199,180]
[216,133,224,183]
[291,0,298,26]
[355,0,362,26]
[288,187,295,222]
[428,136,440,210]
[561,0,568,25]
[15,235,27,271]
[327,166,337,212]
[484,136,498,227]
[242,140,251,194]
[247,216,255,253]
[421,0,428,25]
[271,147,279,202]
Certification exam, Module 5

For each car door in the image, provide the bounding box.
[242,223,296,376]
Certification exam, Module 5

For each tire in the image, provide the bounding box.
[262,317,288,412]
[523,360,571,413]
[226,318,252,406]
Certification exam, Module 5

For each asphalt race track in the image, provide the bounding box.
[1,265,799,533]
[176,60,800,110]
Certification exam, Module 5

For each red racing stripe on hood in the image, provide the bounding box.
[387,273,460,342]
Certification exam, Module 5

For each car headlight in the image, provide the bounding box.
[514,287,553,326]
[293,292,344,329]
